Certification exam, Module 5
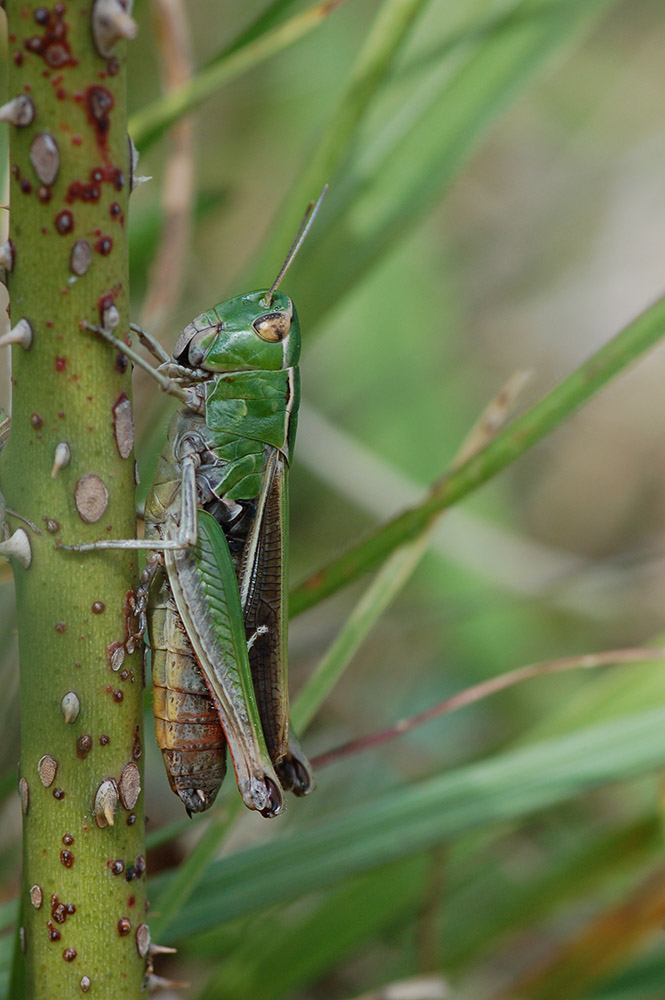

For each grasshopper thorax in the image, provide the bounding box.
[172,290,300,374]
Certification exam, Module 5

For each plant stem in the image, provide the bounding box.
[0,4,146,996]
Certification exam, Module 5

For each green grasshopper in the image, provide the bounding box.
[67,192,325,817]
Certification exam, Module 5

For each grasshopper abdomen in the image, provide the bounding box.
[149,573,227,814]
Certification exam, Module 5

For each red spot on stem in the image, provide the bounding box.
[24,5,77,68]
[54,210,74,234]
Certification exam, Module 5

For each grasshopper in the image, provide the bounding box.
[66,192,325,817]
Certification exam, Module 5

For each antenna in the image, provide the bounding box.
[264,185,328,306]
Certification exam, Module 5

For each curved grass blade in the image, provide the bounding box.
[195,859,430,1000]
[500,865,665,1000]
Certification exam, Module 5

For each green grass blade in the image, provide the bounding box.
[290,293,665,615]
[443,817,662,971]
[129,0,351,150]
[194,859,428,1000]
[149,704,665,940]
[586,947,665,1000]
[211,0,305,57]
[248,0,432,282]
[149,808,239,941]
[285,0,615,328]
[292,532,430,732]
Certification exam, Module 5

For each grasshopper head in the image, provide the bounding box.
[173,291,300,373]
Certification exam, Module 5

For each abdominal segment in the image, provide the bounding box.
[149,573,226,813]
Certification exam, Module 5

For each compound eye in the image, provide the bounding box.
[252,310,291,343]
[253,298,293,342]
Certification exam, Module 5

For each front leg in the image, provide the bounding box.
[61,453,201,654]
[82,322,200,411]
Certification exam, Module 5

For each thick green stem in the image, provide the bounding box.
[0,3,146,997]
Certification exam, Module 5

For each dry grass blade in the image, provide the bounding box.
[311,647,665,769]
[346,974,451,1000]
[498,864,665,1000]
[140,0,195,339]
[448,370,532,471]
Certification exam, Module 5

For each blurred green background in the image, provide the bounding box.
[2,1,665,997]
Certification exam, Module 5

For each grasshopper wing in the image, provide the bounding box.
[165,509,283,817]
[239,448,314,795]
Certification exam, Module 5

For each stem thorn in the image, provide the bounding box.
[61,691,81,724]
[0,95,35,126]
[94,778,119,827]
[149,942,177,957]
[0,240,14,273]
[51,441,72,478]
[0,318,33,350]
[148,973,190,992]
[92,0,138,58]
[0,527,32,568]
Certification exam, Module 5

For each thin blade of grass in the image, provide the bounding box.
[290,293,665,615]
[129,0,351,150]
[284,0,615,328]
[139,0,195,339]
[442,817,663,973]
[292,372,529,732]
[213,0,304,57]
[148,807,238,940]
[585,947,665,1000]
[247,0,433,282]
[194,859,429,1000]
